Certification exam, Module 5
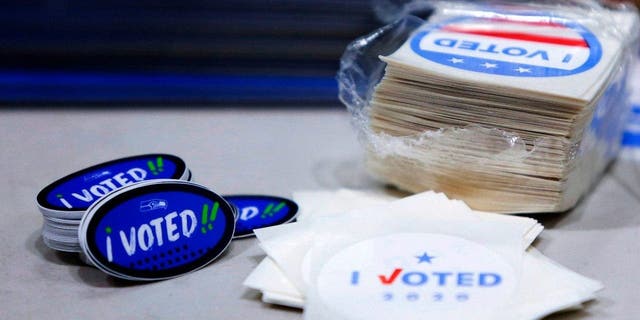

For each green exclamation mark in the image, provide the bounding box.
[273,202,285,213]
[147,161,157,175]
[200,203,208,234]
[200,202,219,234]
[147,157,164,175]
[156,156,164,173]
[260,203,274,219]
[261,202,285,219]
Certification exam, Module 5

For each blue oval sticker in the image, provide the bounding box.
[37,154,188,214]
[225,195,298,238]
[79,180,235,281]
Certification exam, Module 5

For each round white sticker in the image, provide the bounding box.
[316,233,517,320]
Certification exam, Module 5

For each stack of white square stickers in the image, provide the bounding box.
[244,189,602,319]
[359,3,639,213]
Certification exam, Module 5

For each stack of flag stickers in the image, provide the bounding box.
[244,189,602,319]
[356,3,639,212]
[37,154,192,252]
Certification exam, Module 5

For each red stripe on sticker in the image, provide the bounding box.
[487,17,566,28]
[441,26,588,47]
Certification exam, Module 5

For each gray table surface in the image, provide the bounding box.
[1,108,639,319]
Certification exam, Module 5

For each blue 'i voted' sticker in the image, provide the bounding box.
[79,180,235,281]
[224,195,298,238]
[37,154,188,216]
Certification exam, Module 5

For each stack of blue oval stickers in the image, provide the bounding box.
[36,154,299,281]
[37,154,192,252]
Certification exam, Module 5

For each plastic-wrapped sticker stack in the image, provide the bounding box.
[243,189,602,319]
[621,64,640,160]
[341,1,640,213]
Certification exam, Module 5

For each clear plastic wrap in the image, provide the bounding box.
[338,0,640,213]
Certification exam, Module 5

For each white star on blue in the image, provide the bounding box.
[448,57,464,64]
[416,252,436,264]
[481,62,497,69]
[515,67,532,73]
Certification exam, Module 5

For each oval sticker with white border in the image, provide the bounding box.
[225,195,298,238]
[79,180,235,281]
[37,154,188,214]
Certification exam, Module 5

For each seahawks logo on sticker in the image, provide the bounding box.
[410,15,602,77]
[78,180,235,281]
[225,195,298,238]
[37,154,188,214]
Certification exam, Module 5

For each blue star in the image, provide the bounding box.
[416,252,435,264]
